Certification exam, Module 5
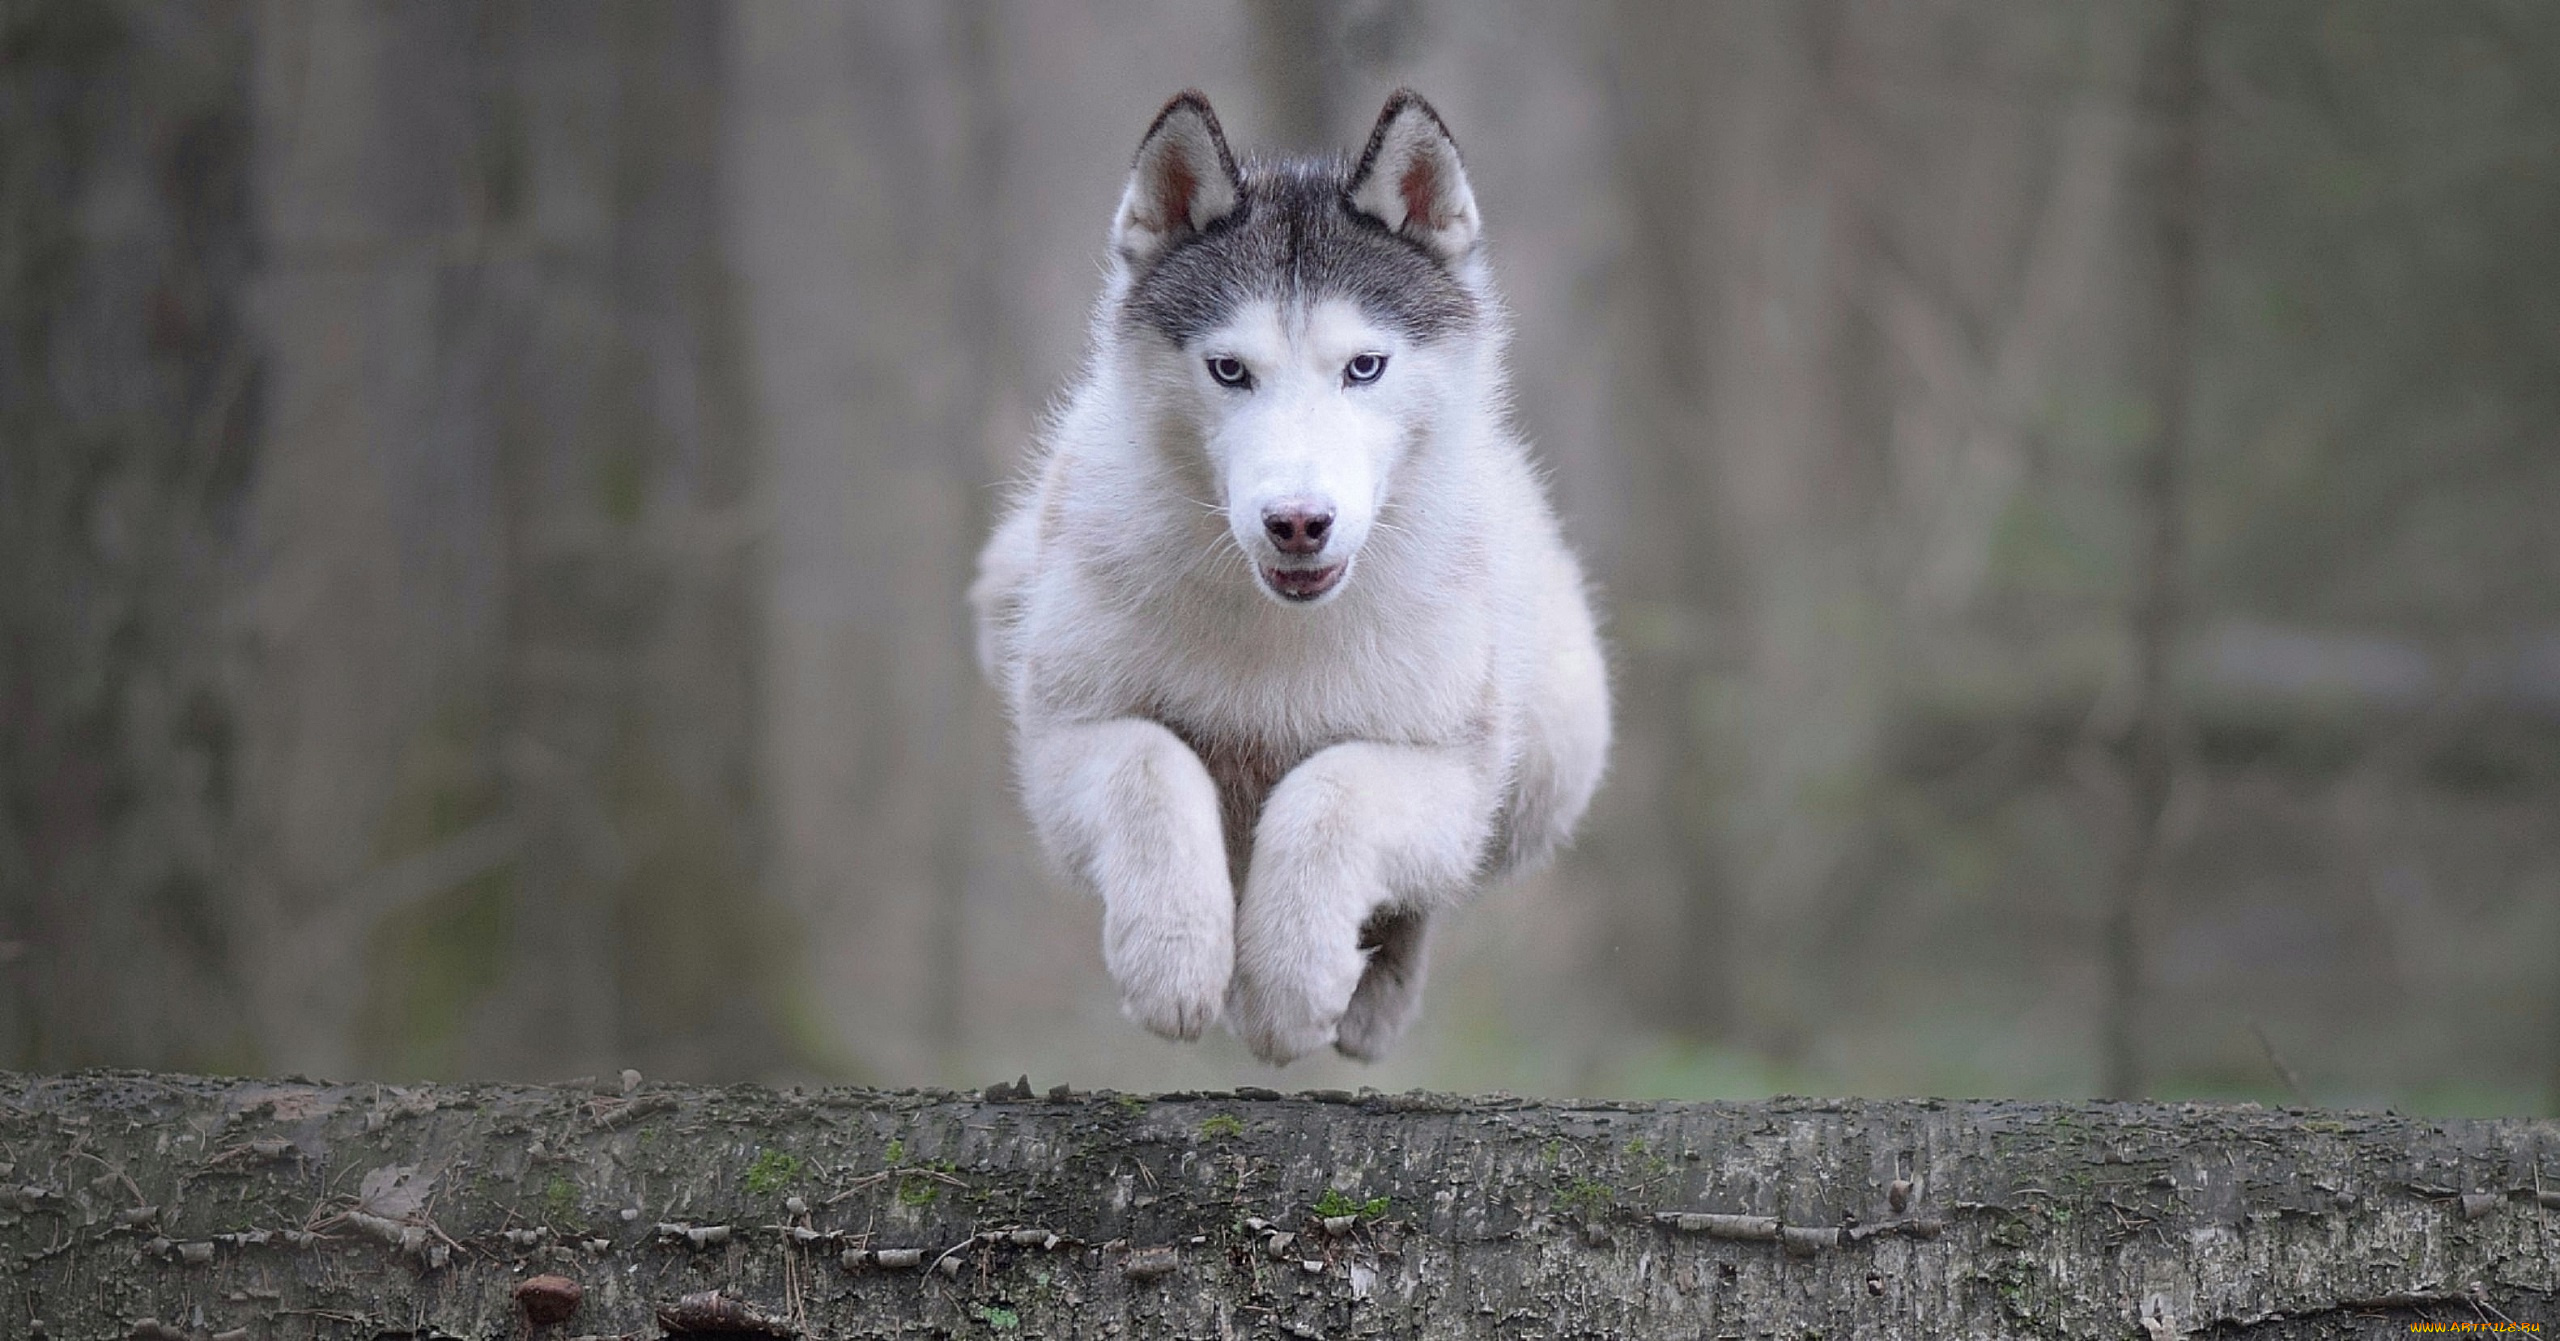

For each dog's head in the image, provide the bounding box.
[1106,90,1488,607]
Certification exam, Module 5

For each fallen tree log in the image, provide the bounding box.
[0,1072,2551,1338]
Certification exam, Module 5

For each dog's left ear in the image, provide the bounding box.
[1348,91,1479,263]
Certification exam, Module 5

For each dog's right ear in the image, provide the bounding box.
[1113,91,1243,263]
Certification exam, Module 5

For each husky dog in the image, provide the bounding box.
[971,89,1609,1065]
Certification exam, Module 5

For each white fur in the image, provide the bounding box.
[1204,299,1417,607]
[971,119,1610,1066]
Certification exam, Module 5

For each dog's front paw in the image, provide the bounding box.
[1123,972,1227,1041]
[1104,906,1232,1042]
[1228,929,1367,1065]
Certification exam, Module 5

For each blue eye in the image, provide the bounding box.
[1206,355,1253,388]
[1344,352,1388,386]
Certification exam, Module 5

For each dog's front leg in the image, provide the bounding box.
[1230,741,1493,1064]
[1023,719,1233,1040]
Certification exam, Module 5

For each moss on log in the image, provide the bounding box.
[0,1072,2552,1338]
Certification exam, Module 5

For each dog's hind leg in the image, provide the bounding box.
[1230,740,1493,1064]
[1023,719,1234,1040]
[1333,908,1431,1062]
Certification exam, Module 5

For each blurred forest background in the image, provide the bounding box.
[4,0,2556,1114]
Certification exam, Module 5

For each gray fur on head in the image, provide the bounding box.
[1116,89,1483,346]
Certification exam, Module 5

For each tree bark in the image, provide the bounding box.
[2,1073,2551,1339]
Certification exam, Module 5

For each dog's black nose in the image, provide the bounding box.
[1263,505,1333,556]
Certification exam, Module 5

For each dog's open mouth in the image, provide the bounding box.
[1262,563,1345,603]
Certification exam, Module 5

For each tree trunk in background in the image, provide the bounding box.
[2105,0,2206,1102]
[726,4,1012,1081]
[0,1,260,1068]
[917,0,1008,1076]
[4,1072,2553,1338]
[472,0,779,1083]
[1589,0,1742,1041]
[1595,2,1888,1055]
[240,0,787,1082]
[1246,0,1424,153]
[1245,0,1345,151]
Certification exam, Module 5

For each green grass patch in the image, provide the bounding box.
[1312,1188,1390,1220]
[1557,1177,1615,1219]
[744,1149,802,1196]
[543,1173,578,1222]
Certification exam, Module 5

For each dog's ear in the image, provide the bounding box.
[1347,90,1479,263]
[1113,91,1243,262]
